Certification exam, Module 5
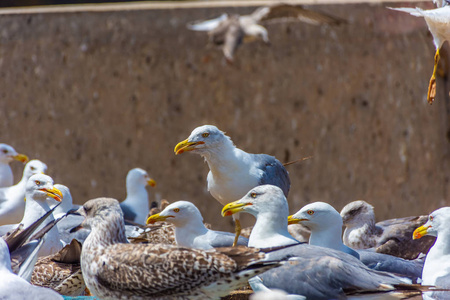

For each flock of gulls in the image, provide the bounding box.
[1,1,450,300]
[0,123,449,300]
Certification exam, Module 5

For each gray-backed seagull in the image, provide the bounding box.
[174,124,290,246]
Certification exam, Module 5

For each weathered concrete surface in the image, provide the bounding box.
[1,1,449,231]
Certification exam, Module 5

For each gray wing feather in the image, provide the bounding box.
[208,231,248,248]
[357,249,424,281]
[261,244,404,298]
[120,203,137,223]
[253,154,290,197]
[56,215,89,244]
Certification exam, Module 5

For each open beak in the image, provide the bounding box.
[147,178,156,187]
[287,215,308,225]
[41,186,63,202]
[221,201,252,217]
[174,139,205,155]
[146,213,173,225]
[13,154,29,163]
[413,225,430,240]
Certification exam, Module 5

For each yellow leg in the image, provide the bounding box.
[232,219,242,247]
[427,48,440,105]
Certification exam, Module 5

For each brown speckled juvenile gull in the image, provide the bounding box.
[340,200,435,259]
[79,197,280,300]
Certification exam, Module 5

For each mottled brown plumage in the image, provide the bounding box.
[341,200,435,259]
[31,239,85,296]
[80,198,280,299]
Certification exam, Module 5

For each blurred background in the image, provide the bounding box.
[1,0,448,231]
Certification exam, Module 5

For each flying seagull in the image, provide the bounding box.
[0,143,28,188]
[174,124,290,246]
[147,200,248,249]
[76,197,281,299]
[187,3,344,62]
[389,4,450,104]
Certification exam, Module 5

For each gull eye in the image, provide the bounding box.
[202,132,209,138]
[35,180,41,185]
[307,210,314,215]
[430,215,434,221]
[173,208,180,213]
[2,149,8,154]
[250,193,257,198]
[30,166,36,171]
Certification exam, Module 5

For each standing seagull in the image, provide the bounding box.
[78,197,281,299]
[389,4,450,104]
[0,143,28,188]
[119,168,156,225]
[0,160,48,225]
[187,3,344,62]
[174,125,290,246]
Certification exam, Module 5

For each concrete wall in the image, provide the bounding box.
[1,1,448,230]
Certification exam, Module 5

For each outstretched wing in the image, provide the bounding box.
[253,4,344,26]
[187,13,229,31]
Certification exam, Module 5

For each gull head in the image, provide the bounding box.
[146,200,203,227]
[340,200,375,227]
[0,143,28,164]
[77,197,123,231]
[413,207,450,239]
[23,159,48,179]
[126,168,156,188]
[222,185,288,218]
[288,202,342,231]
[174,125,232,155]
[26,174,63,203]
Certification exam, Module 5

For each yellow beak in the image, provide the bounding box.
[413,225,429,240]
[147,178,156,187]
[42,186,63,202]
[221,201,252,217]
[13,154,29,163]
[146,213,173,225]
[287,215,308,225]
[174,139,205,155]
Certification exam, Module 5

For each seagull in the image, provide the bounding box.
[222,185,409,298]
[77,197,281,299]
[0,160,48,226]
[340,200,435,259]
[413,207,450,299]
[0,174,63,257]
[0,143,28,188]
[389,5,450,104]
[146,200,248,249]
[288,202,360,258]
[187,3,344,62]
[288,201,424,281]
[119,168,156,225]
[174,124,290,246]
[0,210,64,300]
